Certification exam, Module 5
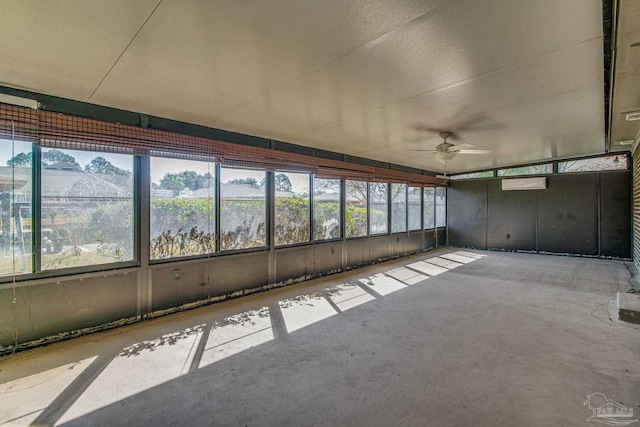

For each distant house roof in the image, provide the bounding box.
[0,163,131,198]
[0,168,29,191]
[220,182,266,199]
[41,163,130,197]
[314,192,340,202]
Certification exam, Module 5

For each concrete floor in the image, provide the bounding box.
[1,248,639,426]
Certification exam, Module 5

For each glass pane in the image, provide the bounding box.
[369,182,388,234]
[424,188,435,229]
[150,158,215,259]
[275,172,310,246]
[220,168,266,250]
[41,149,134,270]
[345,180,367,238]
[391,184,407,233]
[435,187,446,228]
[408,186,422,230]
[557,155,628,173]
[313,177,341,240]
[497,164,552,176]
[0,138,33,276]
[450,171,493,180]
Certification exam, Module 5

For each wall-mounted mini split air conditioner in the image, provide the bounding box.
[0,94,39,109]
[501,177,547,191]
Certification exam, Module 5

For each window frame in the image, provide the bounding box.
[148,156,217,263]
[274,171,312,248]
[312,176,342,242]
[219,166,268,252]
[38,146,138,273]
[435,187,447,228]
[368,182,389,236]
[423,187,435,230]
[407,186,422,231]
[345,179,369,239]
[391,183,408,233]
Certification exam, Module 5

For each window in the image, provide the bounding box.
[391,183,407,233]
[220,168,266,250]
[450,171,493,180]
[275,172,310,246]
[497,164,552,176]
[557,155,628,173]
[423,188,435,229]
[435,187,446,228]
[41,148,134,270]
[407,186,422,230]
[369,182,388,234]
[313,177,341,240]
[0,138,33,276]
[150,158,215,259]
[345,180,368,238]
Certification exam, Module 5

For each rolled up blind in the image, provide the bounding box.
[1,103,447,187]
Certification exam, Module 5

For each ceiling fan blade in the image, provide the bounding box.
[411,149,438,152]
[414,125,442,133]
[460,124,504,132]
[453,113,502,131]
[452,142,474,150]
[455,149,492,154]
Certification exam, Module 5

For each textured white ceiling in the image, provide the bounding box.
[0,0,608,173]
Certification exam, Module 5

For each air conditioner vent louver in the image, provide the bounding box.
[624,111,640,121]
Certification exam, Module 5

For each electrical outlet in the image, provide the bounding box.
[506,233,510,239]
[330,247,335,254]
[173,269,181,280]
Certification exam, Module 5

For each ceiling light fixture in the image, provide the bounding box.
[618,140,635,145]
[434,151,457,163]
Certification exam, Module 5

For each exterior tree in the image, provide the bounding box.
[347,180,368,201]
[160,170,213,192]
[85,156,130,176]
[274,173,293,192]
[42,149,79,167]
[369,182,388,203]
[260,174,293,192]
[314,178,339,193]
[84,157,132,188]
[499,165,550,176]
[6,152,31,167]
[228,177,259,188]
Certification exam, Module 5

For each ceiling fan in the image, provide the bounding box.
[413,131,491,164]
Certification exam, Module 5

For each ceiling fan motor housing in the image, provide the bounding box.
[436,141,455,151]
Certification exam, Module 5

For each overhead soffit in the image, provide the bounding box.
[609,0,640,153]
[0,0,606,173]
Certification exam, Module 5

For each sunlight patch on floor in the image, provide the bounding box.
[199,308,273,368]
[422,256,462,269]
[440,253,476,264]
[407,260,449,276]
[280,293,338,333]
[57,326,204,425]
[0,356,97,427]
[385,266,428,285]
[359,273,407,295]
[325,283,376,311]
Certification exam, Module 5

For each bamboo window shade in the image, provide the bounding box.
[0,103,446,186]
